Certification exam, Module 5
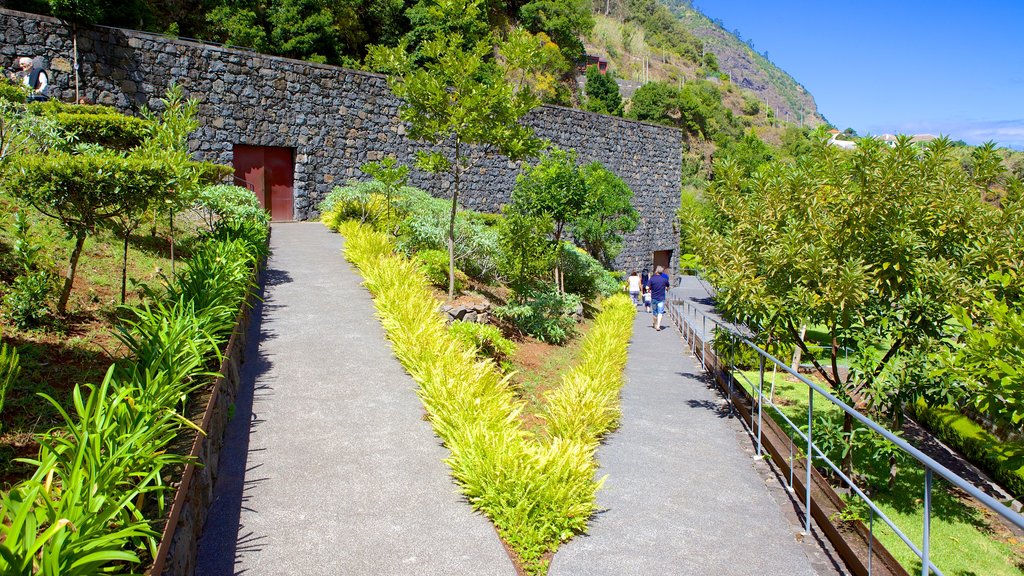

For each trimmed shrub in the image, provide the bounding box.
[0,83,28,103]
[195,184,269,230]
[3,271,57,329]
[51,112,154,150]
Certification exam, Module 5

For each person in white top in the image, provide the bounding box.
[9,57,49,102]
[627,270,641,306]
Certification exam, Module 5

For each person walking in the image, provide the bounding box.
[627,270,641,306]
[648,265,670,330]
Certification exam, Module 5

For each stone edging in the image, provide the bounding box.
[147,236,269,576]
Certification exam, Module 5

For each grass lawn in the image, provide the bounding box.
[735,369,1024,575]
[0,199,204,488]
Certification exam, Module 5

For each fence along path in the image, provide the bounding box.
[195,222,513,575]
[549,301,830,576]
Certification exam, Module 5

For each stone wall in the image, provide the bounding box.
[0,8,682,273]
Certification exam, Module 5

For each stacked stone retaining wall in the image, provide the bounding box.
[0,8,682,273]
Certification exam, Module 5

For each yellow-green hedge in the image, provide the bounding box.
[331,218,635,574]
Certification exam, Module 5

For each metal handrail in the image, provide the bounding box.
[668,297,1024,576]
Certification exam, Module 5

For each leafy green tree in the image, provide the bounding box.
[687,134,992,474]
[510,147,588,292]
[497,206,555,293]
[583,65,621,116]
[403,0,491,61]
[360,155,409,235]
[517,0,593,63]
[369,14,545,299]
[969,140,1007,202]
[626,80,679,125]
[717,129,773,178]
[7,152,173,313]
[574,162,638,265]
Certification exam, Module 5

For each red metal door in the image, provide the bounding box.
[233,145,294,221]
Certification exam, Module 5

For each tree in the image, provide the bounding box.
[574,162,638,265]
[509,147,588,292]
[517,0,594,64]
[687,134,992,475]
[583,65,621,116]
[369,14,545,299]
[7,152,172,313]
[360,155,409,236]
[626,80,679,125]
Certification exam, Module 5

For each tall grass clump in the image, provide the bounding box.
[0,220,267,574]
[336,220,634,574]
[542,293,634,442]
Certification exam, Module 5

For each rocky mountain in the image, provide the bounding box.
[664,1,825,127]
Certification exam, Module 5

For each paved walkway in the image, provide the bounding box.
[549,307,821,576]
[195,222,513,575]
[196,225,832,575]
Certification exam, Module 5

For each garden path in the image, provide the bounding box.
[549,305,833,576]
[194,222,514,575]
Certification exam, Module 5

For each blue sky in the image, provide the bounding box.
[691,1,1024,148]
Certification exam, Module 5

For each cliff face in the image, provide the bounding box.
[669,3,825,127]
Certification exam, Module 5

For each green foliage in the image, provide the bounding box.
[395,188,502,281]
[626,80,680,125]
[320,179,391,227]
[560,243,620,299]
[360,155,409,234]
[573,162,638,265]
[717,130,774,178]
[369,17,544,298]
[512,147,587,245]
[498,206,555,293]
[7,150,174,311]
[495,289,582,344]
[416,248,468,291]
[690,134,994,423]
[0,83,28,104]
[910,400,1024,499]
[4,271,58,329]
[0,221,265,574]
[518,0,593,63]
[937,293,1024,428]
[583,65,621,116]
[448,320,517,365]
[195,184,269,230]
[0,343,19,429]
[48,111,154,150]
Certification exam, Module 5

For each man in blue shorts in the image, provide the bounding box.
[648,265,670,330]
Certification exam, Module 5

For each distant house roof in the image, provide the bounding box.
[910,134,937,143]
[828,129,841,135]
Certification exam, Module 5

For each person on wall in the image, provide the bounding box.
[648,265,670,331]
[8,57,49,102]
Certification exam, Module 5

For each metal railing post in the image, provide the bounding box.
[805,388,813,534]
[757,354,764,457]
[868,508,874,575]
[923,467,932,576]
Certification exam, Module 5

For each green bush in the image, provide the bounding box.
[0,83,28,104]
[319,180,391,227]
[3,271,57,329]
[195,184,269,230]
[494,290,581,345]
[396,188,500,280]
[415,248,469,292]
[448,321,517,365]
[27,101,117,116]
[560,244,620,299]
[0,219,267,574]
[51,112,154,150]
